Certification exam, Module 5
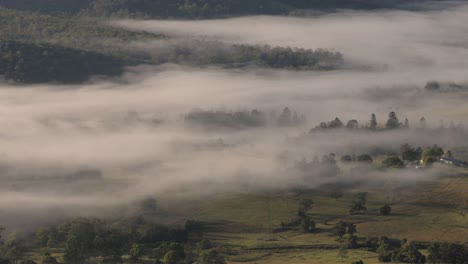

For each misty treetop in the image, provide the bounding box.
[149,41,344,70]
[185,107,306,129]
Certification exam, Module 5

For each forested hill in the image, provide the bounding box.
[0,40,125,83]
[0,0,450,18]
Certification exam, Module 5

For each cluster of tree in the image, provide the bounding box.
[1,220,225,264]
[0,8,345,83]
[382,155,405,168]
[297,198,316,233]
[185,107,306,129]
[295,153,339,178]
[0,40,125,83]
[424,81,468,93]
[335,222,358,249]
[375,238,426,263]
[340,154,373,163]
[312,117,359,130]
[0,0,442,18]
[152,41,344,70]
[0,7,159,57]
[427,242,468,264]
[349,192,367,215]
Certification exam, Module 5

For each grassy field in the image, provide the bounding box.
[156,167,468,263]
[24,166,468,263]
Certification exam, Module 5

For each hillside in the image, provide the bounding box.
[0,0,450,18]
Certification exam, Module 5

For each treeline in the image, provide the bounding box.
[0,40,125,83]
[0,0,442,18]
[152,41,343,70]
[0,217,226,264]
[311,112,465,132]
[185,107,306,129]
[0,8,343,83]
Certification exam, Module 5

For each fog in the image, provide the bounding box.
[2,3,468,229]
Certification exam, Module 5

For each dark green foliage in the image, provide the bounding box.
[391,240,425,263]
[197,249,226,264]
[382,156,405,168]
[335,222,356,238]
[422,145,444,165]
[385,112,401,129]
[0,0,439,18]
[352,261,364,264]
[379,205,391,216]
[427,242,468,264]
[155,42,344,70]
[63,218,96,263]
[400,144,422,162]
[350,192,367,215]
[163,247,185,264]
[301,217,316,233]
[129,243,144,261]
[41,253,58,264]
[0,40,124,83]
[4,240,27,264]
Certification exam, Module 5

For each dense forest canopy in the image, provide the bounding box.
[0,40,125,83]
[0,0,452,18]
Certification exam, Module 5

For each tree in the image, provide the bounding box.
[350,193,367,215]
[428,242,467,264]
[376,239,391,262]
[400,144,421,162]
[328,117,344,128]
[422,145,444,165]
[36,227,53,247]
[385,112,400,129]
[370,113,377,130]
[299,198,314,212]
[301,217,316,233]
[392,240,425,263]
[382,156,405,168]
[41,253,58,264]
[379,205,391,216]
[346,120,359,129]
[163,249,185,264]
[335,222,356,238]
[197,249,226,264]
[130,243,144,262]
[63,218,96,264]
[4,240,27,264]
